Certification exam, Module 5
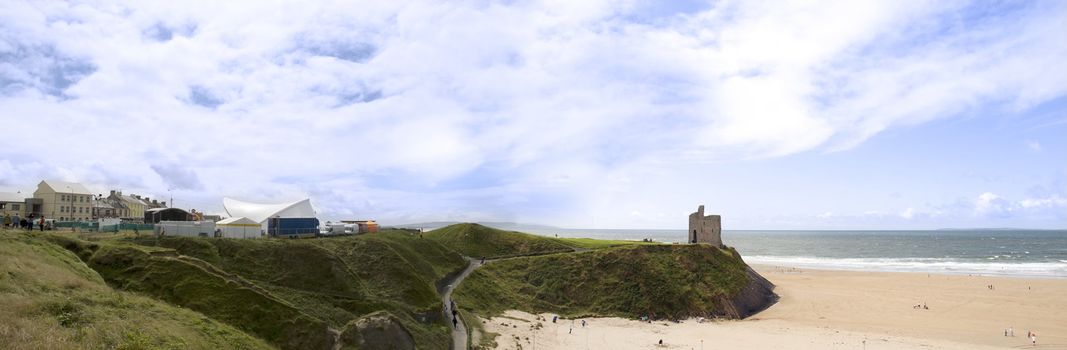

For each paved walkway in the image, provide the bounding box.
[441,249,582,349]
[441,258,482,350]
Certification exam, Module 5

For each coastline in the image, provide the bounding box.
[478,265,1067,349]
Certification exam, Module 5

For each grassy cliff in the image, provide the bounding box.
[0,230,272,350]
[119,231,467,349]
[2,229,469,350]
[454,244,769,320]
[425,223,575,258]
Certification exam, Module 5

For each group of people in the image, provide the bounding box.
[1002,326,1039,346]
[2,214,45,231]
[912,302,929,310]
[986,284,996,290]
[447,298,459,329]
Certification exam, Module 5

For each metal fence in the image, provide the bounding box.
[52,221,155,232]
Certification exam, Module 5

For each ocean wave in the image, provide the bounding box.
[744,255,1067,278]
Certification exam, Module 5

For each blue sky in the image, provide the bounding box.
[0,0,1064,229]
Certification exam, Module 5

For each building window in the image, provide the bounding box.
[11,204,19,210]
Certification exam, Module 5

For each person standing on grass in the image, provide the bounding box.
[39,216,45,231]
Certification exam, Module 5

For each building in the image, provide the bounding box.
[216,216,261,238]
[92,196,129,219]
[688,205,723,247]
[144,207,192,224]
[0,192,26,218]
[109,191,149,222]
[222,197,317,233]
[35,180,93,221]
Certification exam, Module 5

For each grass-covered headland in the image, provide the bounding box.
[454,244,774,320]
[425,223,576,258]
[0,228,469,350]
[0,223,775,350]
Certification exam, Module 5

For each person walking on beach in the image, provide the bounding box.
[1030,332,1037,346]
[452,316,458,329]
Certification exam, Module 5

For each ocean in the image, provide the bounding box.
[517,228,1067,278]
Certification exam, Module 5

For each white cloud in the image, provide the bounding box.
[899,207,915,220]
[0,1,1064,227]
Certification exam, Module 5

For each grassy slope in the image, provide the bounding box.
[555,237,659,250]
[425,223,575,258]
[0,230,272,350]
[453,244,750,320]
[121,230,466,350]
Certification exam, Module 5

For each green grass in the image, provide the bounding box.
[425,223,575,258]
[0,229,272,350]
[555,237,660,249]
[453,244,750,320]
[118,230,465,349]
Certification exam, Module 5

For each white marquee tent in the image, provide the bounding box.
[222,198,317,231]
[216,216,261,239]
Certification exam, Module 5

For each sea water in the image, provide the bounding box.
[518,228,1067,278]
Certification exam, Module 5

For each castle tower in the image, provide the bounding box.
[688,205,722,247]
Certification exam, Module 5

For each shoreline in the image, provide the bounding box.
[746,261,1067,280]
[478,265,1067,349]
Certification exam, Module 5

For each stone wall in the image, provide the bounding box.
[688,205,722,247]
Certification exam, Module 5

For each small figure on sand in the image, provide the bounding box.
[581,319,586,327]
[452,316,458,329]
[552,315,557,323]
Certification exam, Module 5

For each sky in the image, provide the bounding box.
[1,0,1065,229]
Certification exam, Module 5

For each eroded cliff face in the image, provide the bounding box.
[717,266,778,319]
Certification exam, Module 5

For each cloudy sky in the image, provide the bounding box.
[1,0,1065,229]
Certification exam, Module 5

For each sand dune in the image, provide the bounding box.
[480,266,1067,349]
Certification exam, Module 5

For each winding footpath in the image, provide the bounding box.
[441,257,482,350]
[440,249,584,349]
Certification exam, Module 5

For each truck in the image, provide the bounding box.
[268,217,320,239]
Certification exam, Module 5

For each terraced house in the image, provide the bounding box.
[35,180,93,221]
[108,190,154,222]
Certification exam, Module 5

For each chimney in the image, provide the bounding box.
[110,190,116,196]
[152,199,158,205]
[161,201,167,207]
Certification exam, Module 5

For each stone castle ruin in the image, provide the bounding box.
[688,205,722,247]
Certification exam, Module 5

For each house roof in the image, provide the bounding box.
[39,180,92,195]
[0,192,25,203]
[119,195,149,206]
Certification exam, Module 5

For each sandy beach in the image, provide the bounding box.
[478,266,1067,349]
